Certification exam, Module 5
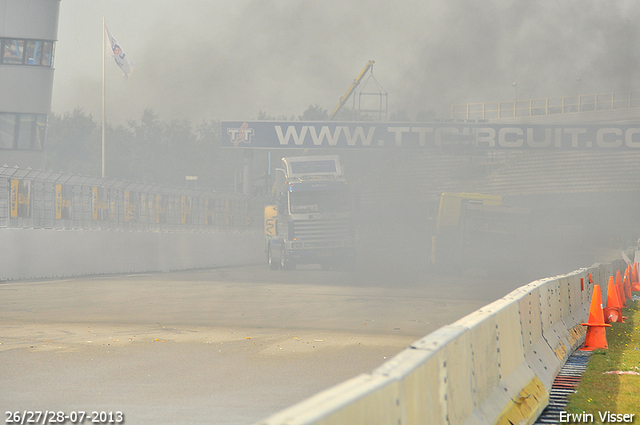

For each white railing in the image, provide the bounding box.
[452,91,640,120]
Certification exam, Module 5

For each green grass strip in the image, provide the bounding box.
[565,295,640,423]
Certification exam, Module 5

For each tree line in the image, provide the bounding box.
[45,108,242,191]
[44,104,434,190]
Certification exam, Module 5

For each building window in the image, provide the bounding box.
[2,39,24,64]
[0,114,17,149]
[0,113,47,150]
[1,38,54,67]
[41,41,53,66]
[25,40,42,65]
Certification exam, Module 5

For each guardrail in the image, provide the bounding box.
[452,90,640,120]
[256,259,626,425]
[0,165,265,233]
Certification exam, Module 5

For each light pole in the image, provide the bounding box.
[577,77,582,111]
[512,82,517,117]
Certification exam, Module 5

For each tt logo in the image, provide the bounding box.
[227,123,254,147]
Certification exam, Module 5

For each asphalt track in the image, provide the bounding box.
[0,264,531,424]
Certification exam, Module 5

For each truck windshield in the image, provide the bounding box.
[290,160,337,174]
[290,189,350,213]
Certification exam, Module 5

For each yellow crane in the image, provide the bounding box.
[329,60,375,120]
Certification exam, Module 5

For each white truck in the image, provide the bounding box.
[265,156,356,270]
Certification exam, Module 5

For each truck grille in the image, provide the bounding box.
[292,218,353,247]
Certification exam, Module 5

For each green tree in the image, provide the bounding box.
[45,107,282,191]
[390,109,411,122]
[257,110,295,120]
[416,109,436,122]
[257,110,275,120]
[298,104,328,121]
[45,108,101,176]
[331,106,356,121]
[104,123,135,181]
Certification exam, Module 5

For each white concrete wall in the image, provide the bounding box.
[0,228,264,280]
[256,259,627,425]
[0,66,54,113]
[0,0,60,39]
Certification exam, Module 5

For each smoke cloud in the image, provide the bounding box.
[52,0,640,124]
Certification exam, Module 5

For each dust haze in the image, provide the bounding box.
[53,0,640,124]
[7,4,640,420]
[50,0,640,286]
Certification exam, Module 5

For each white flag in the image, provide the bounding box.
[105,24,135,78]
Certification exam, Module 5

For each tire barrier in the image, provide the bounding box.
[256,259,627,425]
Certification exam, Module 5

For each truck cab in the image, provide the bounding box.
[265,156,356,270]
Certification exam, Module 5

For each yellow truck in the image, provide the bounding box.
[430,193,531,272]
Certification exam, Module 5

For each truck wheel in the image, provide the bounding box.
[281,248,295,270]
[268,248,279,270]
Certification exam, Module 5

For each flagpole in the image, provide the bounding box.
[101,17,106,179]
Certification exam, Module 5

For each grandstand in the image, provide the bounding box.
[349,104,640,276]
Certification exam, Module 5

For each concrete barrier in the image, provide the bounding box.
[2,226,626,423]
[256,259,628,425]
[0,228,264,280]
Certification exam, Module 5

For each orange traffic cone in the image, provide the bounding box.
[580,284,611,350]
[624,274,633,301]
[623,268,631,299]
[619,283,628,307]
[624,264,630,285]
[632,263,640,292]
[616,270,627,308]
[604,276,624,323]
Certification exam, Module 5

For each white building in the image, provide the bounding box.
[0,0,60,169]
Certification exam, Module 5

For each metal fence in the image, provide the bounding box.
[452,90,640,120]
[0,166,266,233]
